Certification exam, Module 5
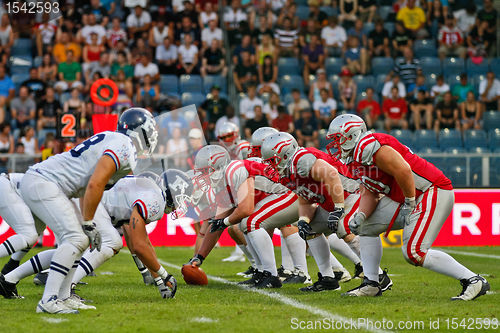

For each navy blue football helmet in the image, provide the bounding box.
[161,169,194,217]
[117,108,158,156]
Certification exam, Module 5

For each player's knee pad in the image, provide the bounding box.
[107,233,123,254]
[67,233,90,253]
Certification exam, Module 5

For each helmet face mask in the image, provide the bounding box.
[261,132,298,178]
[161,169,194,219]
[248,127,278,158]
[216,122,240,149]
[326,115,367,160]
[193,145,230,192]
[117,107,159,157]
[248,145,261,158]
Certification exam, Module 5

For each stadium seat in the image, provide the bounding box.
[419,57,442,76]
[37,129,57,145]
[328,75,340,98]
[295,0,308,5]
[203,75,227,93]
[439,129,463,149]
[425,73,437,87]
[490,58,500,74]
[320,6,337,16]
[466,59,489,77]
[415,129,438,148]
[442,58,465,77]
[296,5,310,20]
[11,73,29,91]
[375,74,386,94]
[483,111,500,131]
[318,129,329,151]
[160,75,179,94]
[446,75,462,89]
[363,23,374,35]
[391,129,414,148]
[278,58,300,76]
[488,129,500,150]
[490,157,500,186]
[279,75,304,95]
[383,22,394,36]
[11,38,32,56]
[414,40,437,58]
[446,165,467,187]
[464,130,488,149]
[325,57,343,76]
[33,56,43,68]
[10,65,31,75]
[378,6,393,20]
[59,92,71,104]
[179,75,202,93]
[181,92,205,107]
[353,75,374,94]
[371,57,394,76]
[418,147,441,154]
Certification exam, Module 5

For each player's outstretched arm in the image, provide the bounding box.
[373,146,416,199]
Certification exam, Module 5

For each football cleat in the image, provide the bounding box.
[300,273,340,292]
[278,265,293,282]
[283,270,312,284]
[1,259,20,275]
[451,275,490,301]
[33,271,48,286]
[237,266,256,277]
[222,247,246,262]
[238,270,263,286]
[36,296,79,314]
[63,295,96,310]
[342,278,382,297]
[0,274,22,299]
[353,263,364,279]
[379,269,393,292]
[254,271,282,289]
[334,266,352,283]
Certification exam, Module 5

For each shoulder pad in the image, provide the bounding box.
[352,132,381,166]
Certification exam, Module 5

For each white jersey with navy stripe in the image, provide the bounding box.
[7,173,24,196]
[101,176,166,227]
[29,131,137,198]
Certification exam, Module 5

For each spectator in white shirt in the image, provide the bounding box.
[313,88,337,128]
[224,0,248,44]
[178,34,199,75]
[321,16,346,57]
[156,37,178,75]
[215,105,240,136]
[239,85,264,120]
[78,13,106,45]
[107,17,128,48]
[199,2,218,29]
[287,88,310,120]
[430,74,450,103]
[126,5,152,40]
[134,53,159,81]
[382,75,406,100]
[479,71,500,111]
[201,19,223,50]
[454,3,477,35]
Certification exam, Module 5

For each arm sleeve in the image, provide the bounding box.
[133,191,164,222]
[295,152,317,178]
[352,133,381,166]
[103,136,138,172]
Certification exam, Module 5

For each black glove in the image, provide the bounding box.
[186,254,204,267]
[297,220,314,241]
[209,218,228,233]
[327,207,345,233]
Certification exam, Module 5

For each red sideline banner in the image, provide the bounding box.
[0,189,498,247]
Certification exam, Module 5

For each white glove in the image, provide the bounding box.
[348,212,366,235]
[155,275,177,299]
[398,197,416,225]
[82,220,102,252]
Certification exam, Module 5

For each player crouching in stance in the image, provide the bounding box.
[16,107,158,314]
[327,114,489,300]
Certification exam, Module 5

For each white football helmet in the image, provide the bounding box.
[193,145,230,191]
[326,114,367,160]
[216,122,240,149]
[248,127,278,158]
[261,132,298,177]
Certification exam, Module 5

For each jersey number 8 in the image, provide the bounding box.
[70,133,106,158]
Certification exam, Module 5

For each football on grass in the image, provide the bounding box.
[181,265,208,285]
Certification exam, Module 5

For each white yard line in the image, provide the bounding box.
[439,249,500,260]
[157,258,389,333]
[41,317,68,324]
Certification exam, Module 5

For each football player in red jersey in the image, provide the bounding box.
[261,132,392,292]
[326,114,490,300]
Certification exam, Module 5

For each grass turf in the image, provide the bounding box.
[0,246,498,333]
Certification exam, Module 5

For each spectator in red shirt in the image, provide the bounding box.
[356,87,380,129]
[438,14,467,60]
[271,105,294,134]
[383,86,408,131]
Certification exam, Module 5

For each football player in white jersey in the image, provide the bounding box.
[0,173,47,275]
[0,170,190,301]
[18,107,158,314]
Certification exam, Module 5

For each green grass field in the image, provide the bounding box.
[0,246,498,333]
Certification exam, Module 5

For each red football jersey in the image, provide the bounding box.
[349,132,452,203]
[281,147,359,211]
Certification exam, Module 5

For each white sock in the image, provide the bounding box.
[59,255,83,300]
[42,243,80,302]
[360,236,383,282]
[280,233,294,271]
[307,235,334,278]
[5,249,55,283]
[237,244,255,266]
[346,235,361,258]
[231,245,244,256]
[0,235,29,259]
[72,246,115,285]
[244,234,261,270]
[284,232,308,274]
[328,234,361,265]
[247,229,277,276]
[329,252,344,270]
[11,248,31,262]
[422,249,476,280]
